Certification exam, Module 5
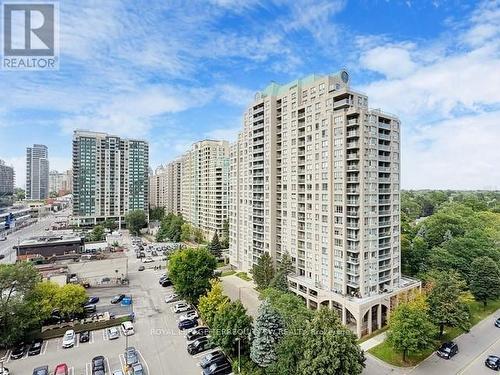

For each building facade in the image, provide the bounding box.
[0,159,15,195]
[229,71,420,337]
[26,144,49,200]
[72,130,149,226]
[149,159,182,214]
[49,170,72,196]
[181,140,230,238]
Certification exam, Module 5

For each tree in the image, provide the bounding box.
[14,187,25,201]
[193,227,205,243]
[260,288,313,327]
[252,252,274,290]
[269,253,294,292]
[29,281,61,319]
[180,223,192,242]
[56,284,87,315]
[103,218,118,231]
[470,256,500,307]
[167,247,217,304]
[89,225,105,241]
[198,279,229,327]
[208,232,222,258]
[125,210,147,236]
[149,207,165,221]
[427,270,471,337]
[221,219,230,249]
[0,262,41,346]
[250,300,284,367]
[211,300,253,356]
[386,295,435,362]
[297,307,365,375]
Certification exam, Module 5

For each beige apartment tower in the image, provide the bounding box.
[149,159,182,215]
[229,71,420,337]
[181,140,230,238]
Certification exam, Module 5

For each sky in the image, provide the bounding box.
[0,0,499,190]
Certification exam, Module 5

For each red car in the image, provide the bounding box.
[54,363,68,375]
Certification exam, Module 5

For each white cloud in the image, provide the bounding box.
[360,45,417,79]
[217,84,255,107]
[205,125,241,142]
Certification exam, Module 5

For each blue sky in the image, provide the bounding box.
[0,0,499,189]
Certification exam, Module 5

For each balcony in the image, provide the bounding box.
[346,153,359,160]
[379,144,391,152]
[346,142,359,149]
[378,155,391,161]
[347,119,359,126]
[346,211,359,217]
[378,122,391,130]
[347,130,360,138]
[379,133,391,141]
[334,98,353,109]
[347,165,359,171]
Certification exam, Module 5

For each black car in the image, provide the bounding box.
[32,365,49,375]
[28,338,43,356]
[202,358,232,375]
[110,294,126,304]
[10,342,27,359]
[79,330,90,343]
[437,341,458,359]
[485,355,500,371]
[187,336,215,355]
[85,296,99,305]
[187,326,209,341]
[92,355,106,374]
[179,318,198,331]
[160,278,172,287]
[495,317,500,328]
[199,350,226,369]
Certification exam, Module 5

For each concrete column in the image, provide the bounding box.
[356,319,362,338]
[329,300,333,309]
[376,304,382,329]
[368,308,373,335]
[342,306,347,325]
[306,298,310,309]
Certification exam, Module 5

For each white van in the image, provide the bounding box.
[121,321,135,336]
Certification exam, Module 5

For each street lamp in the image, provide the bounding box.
[235,337,241,374]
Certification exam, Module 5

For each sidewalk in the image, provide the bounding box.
[361,331,388,351]
[220,274,261,317]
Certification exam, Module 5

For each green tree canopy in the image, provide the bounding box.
[427,270,471,337]
[269,253,294,292]
[469,256,500,307]
[297,307,365,375]
[198,279,229,327]
[125,210,147,236]
[211,300,253,356]
[387,295,436,362]
[167,247,217,304]
[252,252,274,290]
[208,232,222,258]
[89,225,105,242]
[56,284,87,315]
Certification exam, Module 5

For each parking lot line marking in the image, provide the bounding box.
[85,362,91,375]
[137,349,150,375]
[102,329,107,341]
[69,366,74,375]
[105,356,111,374]
[42,340,48,355]
[119,353,125,369]
[75,338,80,348]
[90,330,95,344]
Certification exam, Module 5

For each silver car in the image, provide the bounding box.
[107,327,120,340]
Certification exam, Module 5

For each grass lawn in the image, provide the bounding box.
[369,298,500,367]
[221,270,236,277]
[235,272,252,281]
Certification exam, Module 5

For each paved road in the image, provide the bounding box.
[0,210,69,264]
[363,309,500,375]
[220,274,260,317]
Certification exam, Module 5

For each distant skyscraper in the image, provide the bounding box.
[149,159,182,215]
[0,159,15,195]
[26,144,49,200]
[72,130,149,226]
[49,170,72,196]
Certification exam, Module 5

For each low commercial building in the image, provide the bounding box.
[16,235,84,258]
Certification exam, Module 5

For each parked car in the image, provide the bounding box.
[202,359,232,375]
[85,296,99,305]
[179,310,199,322]
[160,278,172,287]
[54,363,68,375]
[495,317,500,328]
[436,341,458,359]
[107,327,120,340]
[138,265,145,271]
[174,302,191,313]
[125,347,139,366]
[151,250,158,256]
[92,355,106,374]
[165,293,179,303]
[32,366,48,375]
[187,326,209,341]
[131,363,144,375]
[178,318,198,330]
[199,350,226,369]
[110,294,126,304]
[121,321,135,336]
[10,342,27,359]
[28,338,43,356]
[0,235,7,241]
[79,330,90,343]
[187,336,215,355]
[142,257,154,263]
[111,371,124,375]
[62,330,75,348]
[84,304,97,313]
[485,355,500,371]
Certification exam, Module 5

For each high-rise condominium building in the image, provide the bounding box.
[149,159,182,215]
[49,170,72,196]
[0,159,15,195]
[181,140,229,238]
[229,71,420,337]
[72,130,149,226]
[26,144,49,200]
